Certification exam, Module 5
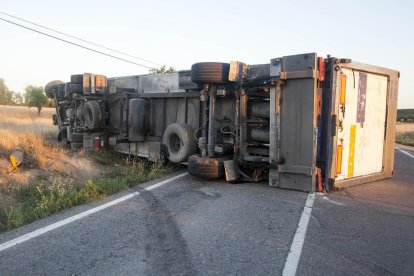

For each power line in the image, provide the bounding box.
[0,17,154,69]
[0,11,163,67]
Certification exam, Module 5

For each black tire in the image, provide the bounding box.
[162,123,197,163]
[71,74,83,84]
[70,142,83,150]
[191,62,230,84]
[84,101,102,130]
[57,83,66,98]
[188,155,231,179]
[72,132,83,143]
[70,83,83,94]
[44,80,63,99]
[76,104,85,124]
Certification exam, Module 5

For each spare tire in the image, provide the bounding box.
[45,80,63,99]
[191,62,230,84]
[76,104,85,124]
[188,155,231,179]
[71,74,83,84]
[162,123,197,163]
[84,101,102,130]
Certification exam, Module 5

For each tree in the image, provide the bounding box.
[149,65,176,74]
[0,78,13,105]
[12,92,24,105]
[25,85,47,114]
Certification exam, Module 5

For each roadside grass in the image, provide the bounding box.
[0,105,181,232]
[396,131,414,147]
[0,151,179,232]
[395,123,414,147]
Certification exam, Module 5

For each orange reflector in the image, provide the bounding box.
[336,145,343,174]
[340,74,347,105]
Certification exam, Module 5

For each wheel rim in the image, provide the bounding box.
[168,133,182,154]
[86,108,93,125]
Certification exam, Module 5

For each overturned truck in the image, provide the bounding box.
[45,53,399,192]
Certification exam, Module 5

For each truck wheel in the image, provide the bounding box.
[162,123,197,163]
[71,74,83,84]
[57,83,66,98]
[45,80,63,99]
[187,154,231,179]
[77,104,85,124]
[191,62,230,84]
[84,101,102,130]
[70,142,83,150]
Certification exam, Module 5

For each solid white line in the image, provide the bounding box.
[0,172,188,253]
[397,148,414,159]
[282,193,315,276]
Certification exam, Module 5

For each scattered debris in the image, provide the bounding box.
[10,148,24,168]
[0,148,25,174]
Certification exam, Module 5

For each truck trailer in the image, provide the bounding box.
[45,53,399,192]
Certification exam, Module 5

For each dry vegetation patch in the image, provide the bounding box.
[0,105,177,232]
[395,122,414,147]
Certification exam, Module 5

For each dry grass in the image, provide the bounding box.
[0,105,55,117]
[0,105,177,232]
[396,122,414,133]
[395,123,414,147]
[0,105,62,171]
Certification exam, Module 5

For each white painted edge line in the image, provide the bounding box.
[282,193,315,276]
[396,148,414,159]
[0,172,188,253]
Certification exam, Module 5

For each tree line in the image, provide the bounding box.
[0,78,51,114]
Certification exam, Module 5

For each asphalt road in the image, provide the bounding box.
[0,148,413,275]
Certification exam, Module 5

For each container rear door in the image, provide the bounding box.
[335,69,388,180]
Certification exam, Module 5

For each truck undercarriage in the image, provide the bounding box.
[46,53,399,192]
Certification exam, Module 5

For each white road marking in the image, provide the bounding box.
[282,193,315,276]
[396,148,414,159]
[0,172,188,253]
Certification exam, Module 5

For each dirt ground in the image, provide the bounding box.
[396,122,414,133]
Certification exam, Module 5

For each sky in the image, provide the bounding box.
[1,0,413,108]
